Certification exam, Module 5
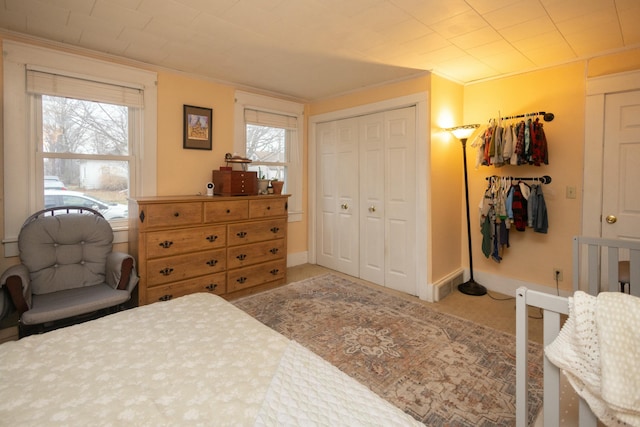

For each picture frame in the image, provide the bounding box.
[183,105,213,150]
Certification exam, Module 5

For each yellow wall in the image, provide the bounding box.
[463,62,586,292]
[156,72,235,197]
[429,75,465,283]
[587,48,640,78]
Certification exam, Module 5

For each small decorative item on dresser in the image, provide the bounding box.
[271,179,284,195]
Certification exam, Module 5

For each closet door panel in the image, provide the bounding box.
[359,113,385,285]
[316,123,339,269]
[316,118,359,277]
[384,107,417,295]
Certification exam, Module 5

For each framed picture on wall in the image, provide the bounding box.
[183,105,213,150]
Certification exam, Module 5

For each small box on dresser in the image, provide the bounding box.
[212,170,258,196]
[128,194,289,305]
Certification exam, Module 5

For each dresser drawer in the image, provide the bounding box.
[227,218,286,246]
[140,202,202,229]
[145,272,226,304]
[147,248,226,286]
[146,225,226,259]
[204,199,248,223]
[227,238,285,269]
[227,259,286,293]
[249,198,288,218]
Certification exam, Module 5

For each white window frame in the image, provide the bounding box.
[2,41,158,257]
[234,91,303,222]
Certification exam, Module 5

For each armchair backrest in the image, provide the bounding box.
[18,209,114,295]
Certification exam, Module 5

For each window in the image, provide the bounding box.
[35,92,135,228]
[3,41,157,257]
[235,92,303,221]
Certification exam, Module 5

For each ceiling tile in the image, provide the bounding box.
[68,11,123,39]
[437,55,498,81]
[482,0,548,30]
[79,30,130,55]
[450,27,503,50]
[394,0,474,26]
[47,0,96,13]
[137,0,200,27]
[541,0,613,22]
[498,16,558,43]
[0,8,27,32]
[429,8,488,39]
[91,0,151,30]
[26,16,82,44]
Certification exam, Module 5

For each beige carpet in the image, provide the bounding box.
[233,273,544,426]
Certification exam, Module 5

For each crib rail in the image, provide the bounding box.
[573,236,640,296]
[515,287,597,427]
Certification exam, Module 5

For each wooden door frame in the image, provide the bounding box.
[308,93,429,298]
[583,70,640,237]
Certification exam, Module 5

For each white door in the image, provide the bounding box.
[316,118,360,276]
[318,107,417,295]
[383,107,417,294]
[602,90,640,241]
[359,112,385,285]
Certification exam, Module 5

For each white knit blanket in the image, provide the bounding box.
[545,291,640,427]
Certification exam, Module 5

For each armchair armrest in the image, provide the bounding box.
[0,264,32,315]
[106,252,139,293]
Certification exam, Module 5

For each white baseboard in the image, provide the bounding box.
[468,269,570,298]
[429,268,465,302]
[287,251,308,267]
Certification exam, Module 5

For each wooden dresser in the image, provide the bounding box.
[128,195,289,305]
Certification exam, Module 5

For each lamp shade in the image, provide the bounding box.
[446,124,480,140]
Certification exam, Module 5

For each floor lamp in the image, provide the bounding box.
[447,124,487,296]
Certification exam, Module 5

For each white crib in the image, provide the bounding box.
[516,236,640,426]
[515,287,598,427]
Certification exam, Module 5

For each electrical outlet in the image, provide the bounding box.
[553,268,563,282]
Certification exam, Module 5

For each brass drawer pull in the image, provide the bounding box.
[270,227,280,233]
[236,231,247,238]
[159,294,172,301]
[159,240,173,249]
[206,259,218,267]
[236,254,247,261]
[206,235,218,242]
[160,267,174,276]
[205,284,218,291]
[270,268,279,275]
[269,248,279,255]
[237,277,247,284]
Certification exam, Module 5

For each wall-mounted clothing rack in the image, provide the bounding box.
[499,111,555,122]
[486,175,552,184]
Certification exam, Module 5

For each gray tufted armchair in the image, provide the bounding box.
[0,207,138,337]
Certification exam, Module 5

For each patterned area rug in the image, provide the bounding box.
[232,274,544,426]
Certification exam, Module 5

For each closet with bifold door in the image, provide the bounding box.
[316,106,417,296]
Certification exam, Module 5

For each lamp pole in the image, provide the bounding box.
[446,124,487,296]
[459,136,486,296]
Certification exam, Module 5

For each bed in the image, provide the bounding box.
[516,236,640,427]
[0,292,423,426]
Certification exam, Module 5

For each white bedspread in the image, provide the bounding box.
[545,291,640,427]
[0,293,422,426]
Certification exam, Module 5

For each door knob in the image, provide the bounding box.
[605,215,617,224]
[369,206,376,212]
[341,203,349,210]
